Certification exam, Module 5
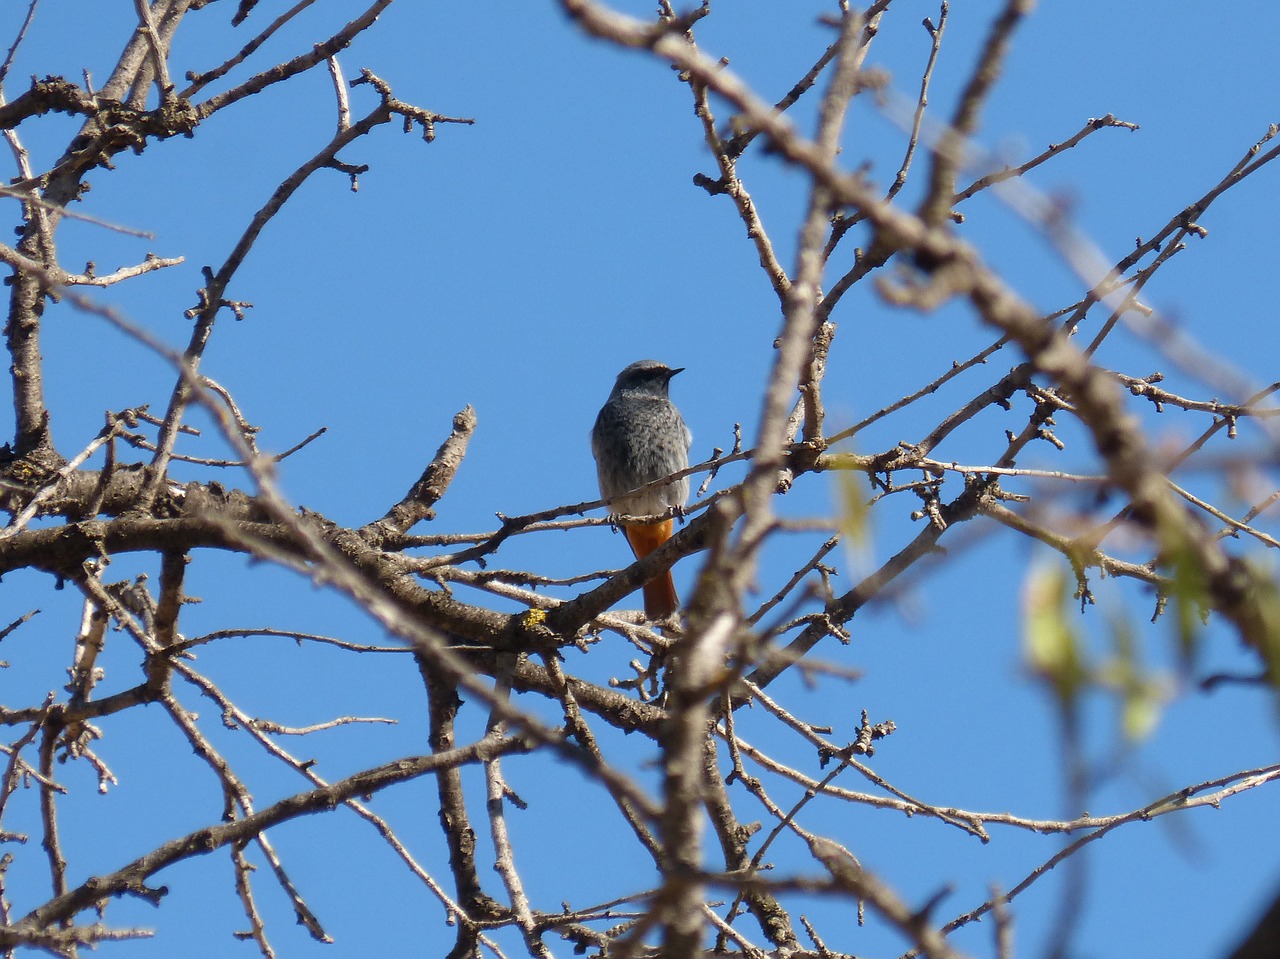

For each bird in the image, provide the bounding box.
[591,359,692,620]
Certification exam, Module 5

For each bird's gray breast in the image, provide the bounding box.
[592,393,690,513]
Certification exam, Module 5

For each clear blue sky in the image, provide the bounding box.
[3,2,1279,957]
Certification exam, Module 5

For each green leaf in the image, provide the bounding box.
[1023,563,1086,706]
[835,470,873,571]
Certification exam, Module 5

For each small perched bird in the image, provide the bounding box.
[591,360,692,619]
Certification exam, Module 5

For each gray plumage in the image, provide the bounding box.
[591,359,692,518]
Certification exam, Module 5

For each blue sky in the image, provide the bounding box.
[3,2,1279,957]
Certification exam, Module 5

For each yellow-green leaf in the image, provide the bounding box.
[1023,563,1086,705]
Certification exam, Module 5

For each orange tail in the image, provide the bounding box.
[623,520,679,619]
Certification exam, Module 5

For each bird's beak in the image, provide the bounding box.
[668,367,685,378]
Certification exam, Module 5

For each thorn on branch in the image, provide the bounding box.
[118,874,169,907]
[349,69,476,144]
[815,709,898,758]
[1088,113,1140,132]
[186,268,254,320]
[651,0,712,38]
[0,608,39,643]
[325,158,369,191]
[1035,427,1065,451]
[692,172,730,195]
[232,0,262,27]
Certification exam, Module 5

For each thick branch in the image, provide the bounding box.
[364,405,477,539]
